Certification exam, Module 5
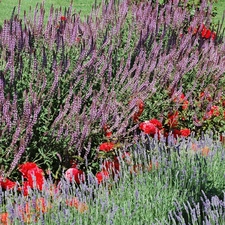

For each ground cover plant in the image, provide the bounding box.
[1,0,225,223]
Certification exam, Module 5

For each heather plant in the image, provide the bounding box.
[1,0,225,186]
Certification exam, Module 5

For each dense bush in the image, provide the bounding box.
[0,0,225,183]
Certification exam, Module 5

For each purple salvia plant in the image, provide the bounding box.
[0,0,225,178]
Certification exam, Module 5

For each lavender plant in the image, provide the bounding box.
[1,134,225,224]
[0,0,225,183]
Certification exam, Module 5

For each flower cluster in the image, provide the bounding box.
[188,24,216,40]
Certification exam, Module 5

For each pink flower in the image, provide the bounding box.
[65,168,85,184]
[139,121,157,135]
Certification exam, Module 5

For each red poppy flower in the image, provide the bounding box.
[139,121,157,135]
[222,100,225,107]
[0,177,16,190]
[95,170,109,184]
[172,93,185,102]
[172,93,188,110]
[220,135,225,144]
[199,92,212,101]
[70,160,78,168]
[65,168,85,184]
[202,28,211,39]
[180,128,191,137]
[137,99,144,111]
[60,16,67,21]
[99,142,115,152]
[210,106,220,116]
